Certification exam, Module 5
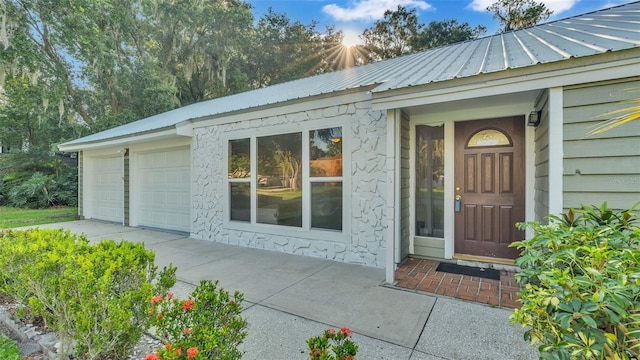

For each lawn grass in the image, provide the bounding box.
[0,206,78,229]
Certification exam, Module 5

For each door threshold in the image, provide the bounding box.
[453,254,519,271]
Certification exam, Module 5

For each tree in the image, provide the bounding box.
[246,8,349,87]
[487,0,552,32]
[361,6,487,61]
[360,6,422,61]
[144,0,255,103]
[410,19,486,51]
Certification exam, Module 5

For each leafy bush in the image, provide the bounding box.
[510,203,640,360]
[307,327,359,360]
[146,280,247,360]
[6,172,56,208]
[0,151,77,208]
[0,335,21,360]
[0,228,176,359]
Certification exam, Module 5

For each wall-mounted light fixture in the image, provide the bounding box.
[528,110,541,127]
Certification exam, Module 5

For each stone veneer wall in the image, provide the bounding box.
[191,99,388,267]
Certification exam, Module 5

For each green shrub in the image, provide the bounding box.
[510,203,640,360]
[6,172,56,208]
[0,228,177,359]
[146,280,247,360]
[0,335,21,360]
[0,151,77,208]
[307,327,359,360]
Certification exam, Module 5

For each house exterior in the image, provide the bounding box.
[59,2,640,284]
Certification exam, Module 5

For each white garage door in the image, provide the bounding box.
[89,156,123,223]
[137,147,191,232]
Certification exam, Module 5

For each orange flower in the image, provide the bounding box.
[182,299,195,311]
[187,347,198,358]
[174,347,182,356]
[143,354,160,360]
[340,327,352,338]
[156,313,163,320]
[151,295,163,303]
[167,292,174,300]
[183,327,193,335]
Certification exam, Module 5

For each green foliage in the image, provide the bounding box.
[0,228,177,360]
[510,203,640,359]
[0,335,21,360]
[148,280,247,360]
[0,151,77,208]
[487,0,552,32]
[360,6,487,61]
[307,327,359,360]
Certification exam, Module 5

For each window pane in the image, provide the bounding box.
[467,129,511,147]
[257,133,302,227]
[310,127,342,177]
[311,182,342,230]
[229,138,250,179]
[230,183,250,222]
[415,125,444,238]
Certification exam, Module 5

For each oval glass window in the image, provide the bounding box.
[467,129,511,148]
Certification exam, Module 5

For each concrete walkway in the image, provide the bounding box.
[32,220,538,360]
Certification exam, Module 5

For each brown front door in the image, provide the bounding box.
[454,116,525,259]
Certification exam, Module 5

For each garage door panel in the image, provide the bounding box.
[137,148,190,232]
[89,156,123,223]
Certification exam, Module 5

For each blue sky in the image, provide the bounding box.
[247,0,634,45]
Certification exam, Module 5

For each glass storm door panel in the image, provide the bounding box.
[415,125,445,238]
[454,116,525,259]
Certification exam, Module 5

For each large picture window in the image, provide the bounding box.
[257,133,302,226]
[227,126,343,231]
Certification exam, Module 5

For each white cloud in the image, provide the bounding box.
[467,0,579,15]
[322,0,432,22]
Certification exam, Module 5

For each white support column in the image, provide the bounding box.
[385,109,399,284]
[548,87,564,216]
[443,121,455,259]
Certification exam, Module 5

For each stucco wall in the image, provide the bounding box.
[191,99,388,267]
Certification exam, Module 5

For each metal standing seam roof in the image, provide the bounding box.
[61,1,640,147]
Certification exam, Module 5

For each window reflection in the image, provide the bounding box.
[415,125,444,238]
[311,183,342,230]
[230,183,250,221]
[229,138,250,179]
[257,133,302,227]
[310,127,342,177]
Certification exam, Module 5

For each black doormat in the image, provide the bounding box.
[435,262,500,280]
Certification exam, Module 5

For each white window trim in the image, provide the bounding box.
[223,120,349,243]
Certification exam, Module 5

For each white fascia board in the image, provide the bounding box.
[58,127,184,152]
[371,55,639,111]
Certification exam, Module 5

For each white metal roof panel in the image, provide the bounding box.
[61,1,640,148]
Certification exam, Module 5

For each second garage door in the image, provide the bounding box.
[136,147,191,232]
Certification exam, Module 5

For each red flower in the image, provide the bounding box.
[143,354,160,360]
[151,295,163,304]
[327,328,336,334]
[167,292,174,300]
[187,347,198,358]
[182,299,195,311]
[183,327,193,335]
[340,327,352,338]
[174,347,182,356]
